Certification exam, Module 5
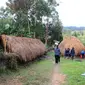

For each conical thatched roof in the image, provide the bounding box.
[59,36,85,56]
[0,35,46,61]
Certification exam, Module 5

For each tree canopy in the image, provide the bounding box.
[0,0,63,45]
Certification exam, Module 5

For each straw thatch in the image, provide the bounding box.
[0,34,46,61]
[59,36,85,56]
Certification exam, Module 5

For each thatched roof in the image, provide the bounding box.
[59,36,85,55]
[0,35,46,61]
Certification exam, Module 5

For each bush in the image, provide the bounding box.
[6,55,18,70]
[0,53,18,70]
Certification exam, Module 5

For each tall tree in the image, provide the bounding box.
[6,0,51,37]
[48,19,63,45]
[5,0,63,44]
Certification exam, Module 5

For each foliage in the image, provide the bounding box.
[6,0,51,37]
[48,19,63,45]
[72,31,80,37]
[0,7,13,34]
[0,0,63,45]
[0,53,18,70]
[6,54,18,70]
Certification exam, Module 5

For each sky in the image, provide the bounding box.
[0,0,85,26]
[57,0,85,26]
[0,0,7,7]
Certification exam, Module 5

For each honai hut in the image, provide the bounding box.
[59,36,85,56]
[0,34,46,62]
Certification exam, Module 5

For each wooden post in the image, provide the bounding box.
[45,19,49,46]
[34,32,35,38]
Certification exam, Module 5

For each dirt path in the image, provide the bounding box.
[51,63,66,85]
[0,56,66,85]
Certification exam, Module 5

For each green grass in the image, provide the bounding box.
[18,59,53,85]
[60,58,85,85]
[0,58,53,85]
[48,51,85,85]
[1,51,85,85]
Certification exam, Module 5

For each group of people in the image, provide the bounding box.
[54,45,85,64]
[64,47,75,60]
[54,45,75,64]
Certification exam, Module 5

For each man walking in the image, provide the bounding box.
[54,45,61,63]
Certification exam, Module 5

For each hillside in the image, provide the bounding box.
[63,26,85,30]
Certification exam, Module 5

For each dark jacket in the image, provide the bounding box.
[71,48,75,56]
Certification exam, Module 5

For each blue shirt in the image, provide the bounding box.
[54,48,60,56]
[81,50,85,54]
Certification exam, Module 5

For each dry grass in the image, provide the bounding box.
[0,35,46,61]
[59,36,85,55]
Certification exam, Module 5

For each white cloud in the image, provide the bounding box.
[57,0,85,26]
[0,0,7,7]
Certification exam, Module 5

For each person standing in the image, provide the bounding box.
[64,48,67,58]
[54,45,61,63]
[80,50,85,59]
[67,48,70,59]
[70,47,75,60]
[68,48,71,58]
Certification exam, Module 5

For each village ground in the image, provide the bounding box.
[0,62,66,85]
[0,52,85,85]
[0,51,66,85]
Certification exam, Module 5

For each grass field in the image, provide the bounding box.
[48,51,85,85]
[0,51,85,85]
[0,58,53,85]
[60,58,85,85]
